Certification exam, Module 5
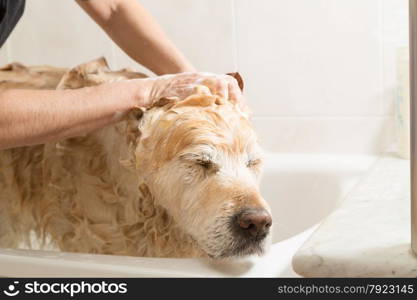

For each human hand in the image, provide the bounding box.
[140,72,244,107]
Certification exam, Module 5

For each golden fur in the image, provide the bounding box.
[0,58,270,258]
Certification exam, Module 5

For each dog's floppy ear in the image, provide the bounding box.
[126,106,145,121]
[57,57,147,90]
[226,72,244,91]
[0,62,28,72]
[56,57,110,90]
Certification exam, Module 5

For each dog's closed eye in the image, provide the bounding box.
[196,158,213,170]
[195,158,221,175]
[246,158,262,168]
[180,153,218,171]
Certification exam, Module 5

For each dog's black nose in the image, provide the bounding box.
[236,209,272,237]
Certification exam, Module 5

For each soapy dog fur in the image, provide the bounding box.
[0,58,271,258]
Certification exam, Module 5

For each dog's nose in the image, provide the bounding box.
[236,209,272,237]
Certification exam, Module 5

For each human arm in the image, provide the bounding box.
[76,0,195,75]
[0,73,241,150]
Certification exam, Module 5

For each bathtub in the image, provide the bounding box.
[0,153,376,277]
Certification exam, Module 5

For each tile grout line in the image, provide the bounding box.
[251,115,395,119]
[109,41,117,70]
[230,0,239,72]
[5,39,12,62]
[378,0,386,116]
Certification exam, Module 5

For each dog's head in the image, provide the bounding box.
[55,58,272,258]
[134,90,272,258]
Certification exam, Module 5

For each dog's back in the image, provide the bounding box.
[0,59,152,252]
[0,62,67,249]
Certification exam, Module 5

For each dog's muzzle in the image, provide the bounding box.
[225,208,272,257]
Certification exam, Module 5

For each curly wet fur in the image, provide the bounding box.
[0,58,270,258]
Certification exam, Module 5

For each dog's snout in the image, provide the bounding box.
[236,209,272,237]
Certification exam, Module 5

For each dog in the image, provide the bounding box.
[0,58,272,258]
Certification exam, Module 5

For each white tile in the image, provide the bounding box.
[6,0,236,74]
[235,0,383,117]
[0,0,399,157]
[0,41,10,65]
[381,0,409,116]
[252,116,395,154]
[7,0,114,67]
[381,0,408,46]
[113,0,235,74]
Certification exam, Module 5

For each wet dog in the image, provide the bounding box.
[0,58,272,258]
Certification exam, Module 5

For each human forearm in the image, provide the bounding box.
[76,0,195,75]
[0,80,142,149]
[0,72,243,150]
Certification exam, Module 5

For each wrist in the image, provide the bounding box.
[154,60,196,75]
[171,62,196,74]
[123,79,151,108]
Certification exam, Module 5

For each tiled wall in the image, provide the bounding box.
[0,0,408,154]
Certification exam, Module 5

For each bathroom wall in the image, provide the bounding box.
[0,0,408,154]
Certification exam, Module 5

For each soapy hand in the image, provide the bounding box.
[141,72,244,107]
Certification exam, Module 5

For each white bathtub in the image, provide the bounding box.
[0,153,376,277]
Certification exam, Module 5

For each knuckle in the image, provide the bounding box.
[227,75,239,87]
[217,81,226,90]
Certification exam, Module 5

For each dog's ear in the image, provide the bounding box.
[57,57,148,90]
[0,62,28,72]
[226,72,244,91]
[126,106,144,121]
[56,57,110,90]
[151,97,177,109]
